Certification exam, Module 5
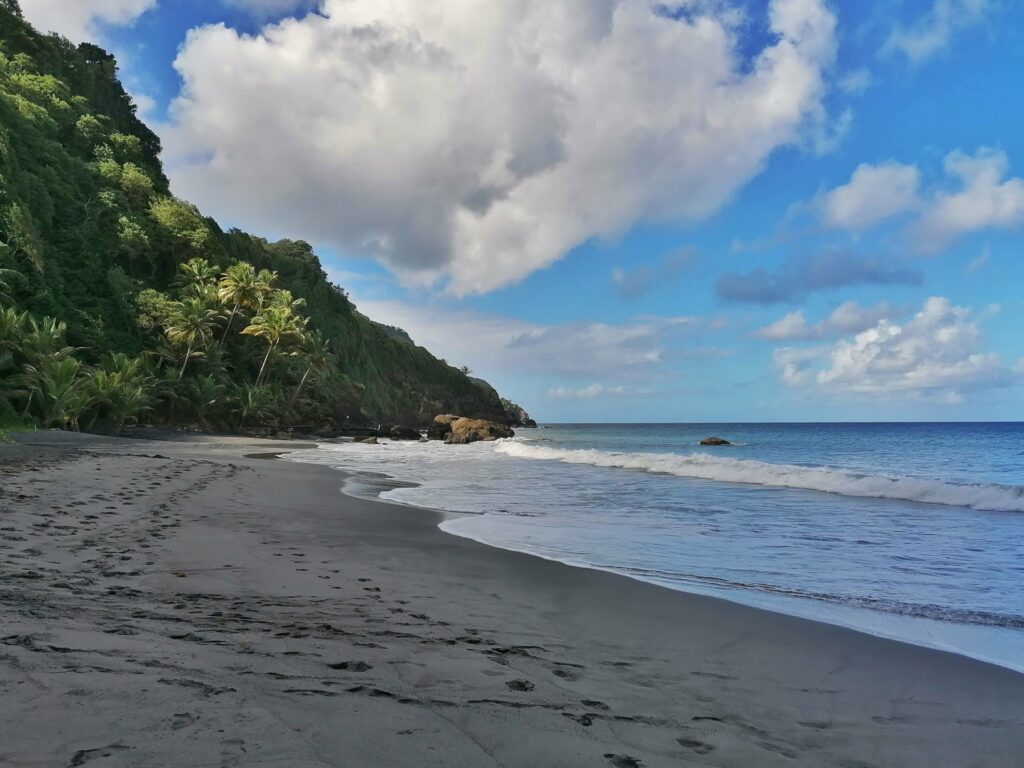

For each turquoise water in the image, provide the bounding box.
[289,423,1024,671]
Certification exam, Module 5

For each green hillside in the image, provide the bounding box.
[0,5,508,432]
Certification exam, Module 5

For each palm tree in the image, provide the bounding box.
[0,306,27,353]
[18,357,94,430]
[231,383,273,431]
[0,241,19,305]
[240,291,309,385]
[0,267,16,305]
[289,330,333,408]
[254,269,277,309]
[174,257,219,297]
[20,316,76,365]
[183,374,225,430]
[165,297,221,380]
[216,262,273,347]
[86,353,154,430]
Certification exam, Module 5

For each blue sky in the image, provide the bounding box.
[21,0,1024,422]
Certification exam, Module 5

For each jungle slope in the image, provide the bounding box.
[0,5,506,430]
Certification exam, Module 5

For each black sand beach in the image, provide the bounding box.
[1,432,1022,767]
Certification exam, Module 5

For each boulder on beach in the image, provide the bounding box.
[427,414,461,441]
[389,425,422,441]
[700,436,731,446]
[445,418,514,445]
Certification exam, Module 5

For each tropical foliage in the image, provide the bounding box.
[0,7,510,433]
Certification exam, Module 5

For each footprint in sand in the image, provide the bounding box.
[604,755,643,768]
[171,712,197,731]
[677,737,715,754]
[506,679,535,692]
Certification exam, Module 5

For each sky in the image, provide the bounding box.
[20,0,1024,422]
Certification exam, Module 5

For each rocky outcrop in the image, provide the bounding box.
[427,414,461,441]
[389,426,422,441]
[700,436,731,446]
[501,398,538,428]
[445,418,515,445]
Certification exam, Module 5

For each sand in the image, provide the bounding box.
[1,431,1022,767]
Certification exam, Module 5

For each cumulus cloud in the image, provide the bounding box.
[548,384,643,399]
[716,251,923,305]
[772,346,827,386]
[20,0,155,41]
[912,148,1024,252]
[611,248,697,299]
[820,162,921,230]
[353,298,698,380]
[164,0,837,294]
[774,297,1016,400]
[755,301,894,340]
[883,0,992,64]
[817,148,1024,250]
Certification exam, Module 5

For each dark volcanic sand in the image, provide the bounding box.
[1,432,1022,767]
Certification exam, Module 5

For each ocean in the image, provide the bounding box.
[287,423,1024,672]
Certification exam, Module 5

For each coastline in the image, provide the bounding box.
[2,432,1022,767]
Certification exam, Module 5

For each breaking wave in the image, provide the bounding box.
[495,442,1024,512]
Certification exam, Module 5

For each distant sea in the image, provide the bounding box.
[288,423,1024,672]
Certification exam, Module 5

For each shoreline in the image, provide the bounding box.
[2,432,1023,766]
[291,444,1024,676]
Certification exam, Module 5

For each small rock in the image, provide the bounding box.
[699,436,731,446]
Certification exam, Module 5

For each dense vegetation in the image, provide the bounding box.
[0,6,509,433]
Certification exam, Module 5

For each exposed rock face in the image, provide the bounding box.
[445,418,515,445]
[427,414,461,441]
[501,399,538,428]
[700,436,731,446]
[389,426,422,441]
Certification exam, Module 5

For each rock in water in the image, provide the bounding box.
[355,437,379,445]
[390,425,422,441]
[700,436,731,446]
[445,418,515,445]
[427,414,461,441]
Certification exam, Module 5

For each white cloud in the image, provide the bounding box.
[883,0,992,64]
[772,346,827,386]
[912,148,1024,252]
[353,297,698,381]
[756,301,895,341]
[164,0,837,295]
[20,0,155,41]
[964,249,990,275]
[549,384,643,399]
[838,67,872,95]
[774,297,1016,400]
[820,162,921,230]
[817,148,1024,250]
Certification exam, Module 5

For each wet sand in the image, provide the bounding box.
[1,431,1022,767]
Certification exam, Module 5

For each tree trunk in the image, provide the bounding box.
[219,303,239,350]
[290,366,311,408]
[257,341,277,386]
[179,341,193,381]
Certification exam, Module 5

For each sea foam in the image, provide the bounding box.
[496,442,1024,512]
